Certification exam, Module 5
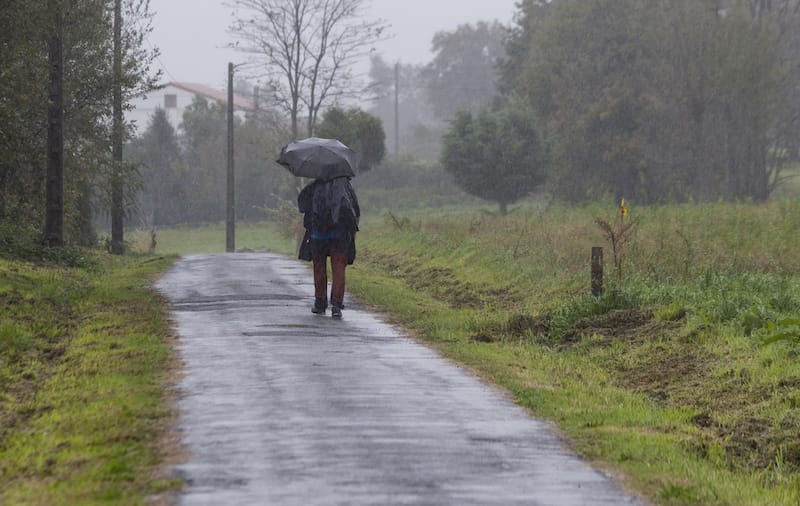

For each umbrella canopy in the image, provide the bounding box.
[277,137,359,180]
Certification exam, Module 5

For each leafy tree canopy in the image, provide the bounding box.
[441,104,546,215]
[316,107,386,172]
[0,0,158,243]
[502,0,800,203]
[422,21,507,120]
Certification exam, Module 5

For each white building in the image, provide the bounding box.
[126,81,255,136]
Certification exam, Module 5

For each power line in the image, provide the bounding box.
[144,36,177,83]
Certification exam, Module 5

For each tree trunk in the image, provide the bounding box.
[45,1,64,247]
[110,0,124,254]
[291,110,299,140]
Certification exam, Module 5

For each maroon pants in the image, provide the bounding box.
[313,252,347,303]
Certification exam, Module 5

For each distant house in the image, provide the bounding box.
[126,81,255,136]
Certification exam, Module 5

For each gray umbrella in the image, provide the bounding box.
[277,137,359,180]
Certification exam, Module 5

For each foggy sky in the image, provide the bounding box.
[147,0,519,89]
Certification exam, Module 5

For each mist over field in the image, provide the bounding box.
[116,0,800,232]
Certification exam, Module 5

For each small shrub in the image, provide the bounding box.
[0,222,92,267]
[264,198,304,242]
[384,211,411,231]
[596,198,638,284]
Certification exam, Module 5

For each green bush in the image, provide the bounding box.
[0,221,93,267]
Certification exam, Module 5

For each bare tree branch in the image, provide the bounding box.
[227,0,386,139]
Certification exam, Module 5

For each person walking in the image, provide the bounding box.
[297,176,360,318]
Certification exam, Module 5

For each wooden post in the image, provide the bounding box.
[591,246,604,296]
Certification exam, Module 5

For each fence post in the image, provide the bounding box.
[591,246,604,296]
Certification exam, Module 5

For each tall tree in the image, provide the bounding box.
[441,104,546,215]
[45,0,65,246]
[1,2,48,224]
[421,21,507,120]
[127,97,291,226]
[316,106,386,171]
[0,0,159,245]
[127,109,181,227]
[504,0,800,203]
[228,0,387,139]
[110,0,124,254]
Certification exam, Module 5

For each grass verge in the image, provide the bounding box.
[0,250,181,505]
[345,202,800,505]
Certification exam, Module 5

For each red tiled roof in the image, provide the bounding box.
[168,81,256,111]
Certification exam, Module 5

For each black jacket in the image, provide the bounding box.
[297,177,360,263]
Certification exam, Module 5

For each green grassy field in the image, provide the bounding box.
[0,249,181,505]
[129,221,296,256]
[140,198,800,505]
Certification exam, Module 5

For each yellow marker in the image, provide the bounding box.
[620,198,628,218]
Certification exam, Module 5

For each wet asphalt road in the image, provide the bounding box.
[156,253,643,506]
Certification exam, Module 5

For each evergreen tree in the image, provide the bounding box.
[441,105,546,215]
[127,109,181,226]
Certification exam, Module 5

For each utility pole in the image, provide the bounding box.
[45,0,64,247]
[394,61,400,157]
[226,62,235,253]
[110,0,124,254]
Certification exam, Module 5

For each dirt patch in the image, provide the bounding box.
[615,339,712,405]
[469,308,677,347]
[719,417,774,469]
[710,415,800,471]
[777,377,800,390]
[691,412,715,428]
[607,327,800,472]
[470,333,496,343]
[505,314,550,337]
[470,313,550,343]
[562,308,656,344]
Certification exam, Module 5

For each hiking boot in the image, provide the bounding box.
[331,299,343,319]
[312,297,327,314]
